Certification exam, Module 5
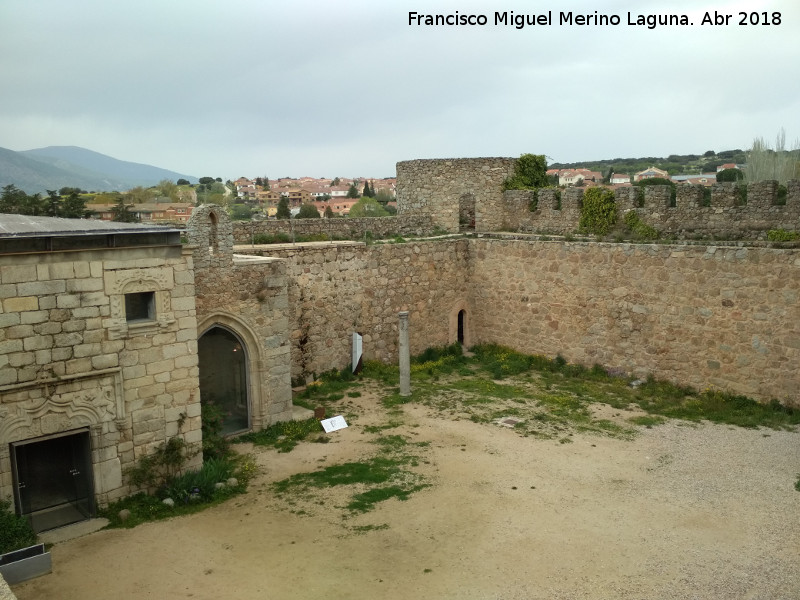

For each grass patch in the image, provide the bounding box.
[237,417,323,452]
[100,454,256,529]
[628,415,668,428]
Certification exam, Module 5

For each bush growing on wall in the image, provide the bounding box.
[503,154,549,190]
[579,187,616,235]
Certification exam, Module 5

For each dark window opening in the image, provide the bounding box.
[125,291,155,323]
[457,310,466,345]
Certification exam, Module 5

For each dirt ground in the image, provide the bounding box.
[13,389,800,600]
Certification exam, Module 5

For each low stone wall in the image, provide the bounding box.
[231,215,433,244]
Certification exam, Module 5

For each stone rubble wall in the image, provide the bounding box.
[231,215,434,244]
[396,158,517,232]
[507,181,800,238]
[469,239,800,405]
[234,241,472,380]
[238,237,800,405]
[0,245,202,506]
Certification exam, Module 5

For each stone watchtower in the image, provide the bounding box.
[396,158,517,233]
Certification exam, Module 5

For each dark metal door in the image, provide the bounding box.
[10,430,95,532]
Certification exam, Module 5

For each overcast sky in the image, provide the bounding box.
[1,0,797,180]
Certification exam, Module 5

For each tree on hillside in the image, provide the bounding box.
[157,179,179,202]
[177,179,190,186]
[324,205,334,218]
[347,183,360,198]
[198,177,216,185]
[276,197,291,219]
[348,197,389,217]
[331,177,341,187]
[503,154,549,190]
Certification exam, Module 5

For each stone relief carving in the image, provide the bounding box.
[0,373,122,444]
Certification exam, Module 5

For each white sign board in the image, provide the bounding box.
[321,415,348,433]
[352,332,363,374]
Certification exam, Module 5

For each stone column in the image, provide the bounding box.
[398,311,411,397]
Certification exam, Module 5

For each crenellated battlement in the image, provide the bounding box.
[395,157,800,239]
[511,180,800,238]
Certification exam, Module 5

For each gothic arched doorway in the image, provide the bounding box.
[198,326,250,435]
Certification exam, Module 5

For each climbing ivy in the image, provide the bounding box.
[579,187,617,235]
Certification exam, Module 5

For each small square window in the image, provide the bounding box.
[125,292,155,323]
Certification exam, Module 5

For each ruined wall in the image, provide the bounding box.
[396,158,517,232]
[0,244,201,507]
[188,206,293,425]
[231,215,433,244]
[235,240,472,380]
[469,239,800,404]
[510,180,800,238]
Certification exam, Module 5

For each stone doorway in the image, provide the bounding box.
[198,326,250,435]
[459,194,476,231]
[11,430,95,533]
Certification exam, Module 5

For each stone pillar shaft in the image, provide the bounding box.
[398,311,411,397]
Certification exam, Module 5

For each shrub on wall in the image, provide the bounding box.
[736,184,748,206]
[503,154,549,190]
[767,229,800,241]
[623,211,660,240]
[776,184,787,205]
[579,187,617,235]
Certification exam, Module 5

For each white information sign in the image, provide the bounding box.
[321,415,348,433]
[352,332,363,374]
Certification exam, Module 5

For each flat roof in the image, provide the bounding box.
[0,214,179,238]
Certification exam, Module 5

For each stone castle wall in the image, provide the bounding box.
[236,237,799,405]
[234,240,472,379]
[0,243,202,506]
[469,239,800,404]
[506,180,800,238]
[231,215,434,244]
[396,158,517,232]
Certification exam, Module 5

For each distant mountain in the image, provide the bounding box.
[0,146,197,194]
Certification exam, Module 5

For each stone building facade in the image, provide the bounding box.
[0,217,202,531]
